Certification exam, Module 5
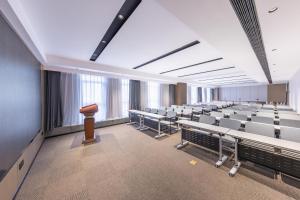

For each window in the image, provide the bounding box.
[191,86,198,104]
[80,74,107,122]
[121,79,129,117]
[147,81,160,108]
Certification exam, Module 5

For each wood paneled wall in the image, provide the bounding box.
[175,82,187,105]
[267,83,288,103]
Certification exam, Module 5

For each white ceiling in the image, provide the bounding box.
[1,0,299,87]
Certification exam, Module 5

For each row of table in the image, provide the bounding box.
[128,110,168,139]
[176,120,300,177]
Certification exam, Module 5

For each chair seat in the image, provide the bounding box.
[178,117,190,120]
[160,120,175,125]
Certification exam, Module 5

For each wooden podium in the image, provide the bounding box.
[80,104,98,144]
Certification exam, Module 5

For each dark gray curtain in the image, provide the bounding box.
[197,87,202,102]
[169,84,176,105]
[45,71,63,132]
[211,89,215,101]
[129,80,141,110]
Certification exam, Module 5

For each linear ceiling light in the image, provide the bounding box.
[159,57,223,74]
[198,74,246,82]
[133,40,200,69]
[90,0,142,61]
[178,66,235,78]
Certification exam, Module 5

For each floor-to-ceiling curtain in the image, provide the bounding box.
[44,71,63,132]
[160,84,169,107]
[106,78,123,119]
[129,80,141,110]
[187,85,191,105]
[197,87,202,103]
[140,81,148,110]
[169,84,176,106]
[60,72,81,126]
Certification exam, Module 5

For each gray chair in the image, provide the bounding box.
[158,110,167,116]
[280,119,300,128]
[251,116,274,125]
[199,115,216,125]
[245,122,275,138]
[210,111,224,118]
[280,126,300,143]
[150,108,158,114]
[219,118,241,130]
[230,114,247,121]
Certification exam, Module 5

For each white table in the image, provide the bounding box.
[128,110,167,139]
[176,120,230,168]
[175,119,300,177]
[279,114,300,121]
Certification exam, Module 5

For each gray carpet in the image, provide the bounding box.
[15,124,299,200]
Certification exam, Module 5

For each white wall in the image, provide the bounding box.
[219,85,267,102]
[289,68,300,114]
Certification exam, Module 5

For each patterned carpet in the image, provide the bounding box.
[15,124,300,200]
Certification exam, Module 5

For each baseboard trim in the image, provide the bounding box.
[46,117,129,138]
[0,131,44,200]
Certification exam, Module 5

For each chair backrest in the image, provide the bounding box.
[145,108,151,112]
[280,119,300,128]
[280,126,300,143]
[222,109,235,115]
[171,105,177,108]
[210,111,224,118]
[174,108,183,113]
[158,110,167,116]
[252,116,274,125]
[219,118,241,130]
[199,115,216,125]
[230,113,248,121]
[182,108,193,115]
[245,122,275,138]
[150,108,158,114]
[166,111,177,119]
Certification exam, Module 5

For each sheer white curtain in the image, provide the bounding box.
[140,81,148,110]
[147,81,160,108]
[121,79,129,117]
[80,74,107,122]
[60,72,129,126]
[106,78,123,119]
[187,85,191,105]
[60,73,81,126]
[160,84,169,107]
[191,86,198,104]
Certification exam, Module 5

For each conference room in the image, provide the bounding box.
[1,0,300,199]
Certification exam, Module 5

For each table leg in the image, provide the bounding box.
[155,119,167,139]
[215,134,228,167]
[127,112,136,125]
[176,125,189,149]
[229,138,241,177]
[140,115,149,131]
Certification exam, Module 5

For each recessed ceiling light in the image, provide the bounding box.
[118,14,124,20]
[268,7,278,13]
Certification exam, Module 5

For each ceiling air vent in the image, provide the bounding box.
[230,0,272,83]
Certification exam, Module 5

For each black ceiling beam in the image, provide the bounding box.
[178,66,235,78]
[230,0,272,83]
[133,40,200,69]
[90,0,141,61]
[198,74,246,81]
[159,57,223,74]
